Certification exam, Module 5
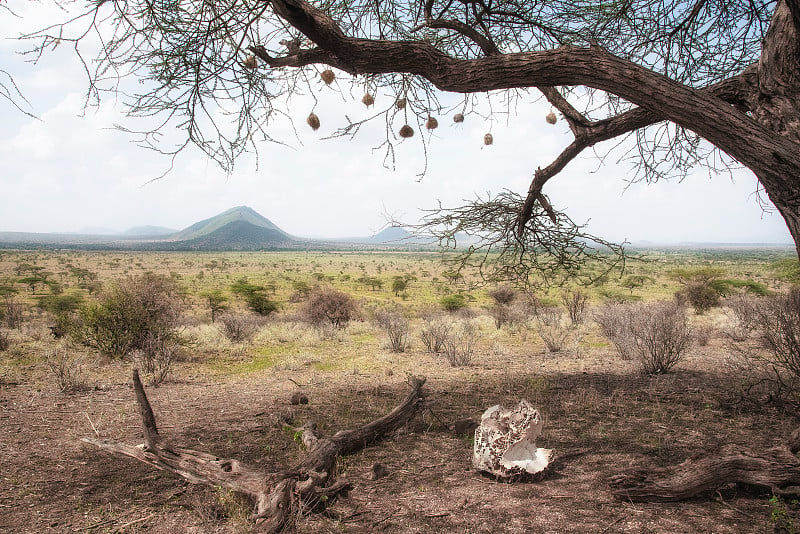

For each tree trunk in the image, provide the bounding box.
[82,370,426,533]
[610,435,800,502]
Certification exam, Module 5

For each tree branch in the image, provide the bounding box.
[516,66,759,236]
[267,0,800,239]
[82,371,426,533]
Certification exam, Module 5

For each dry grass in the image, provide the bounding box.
[0,249,797,533]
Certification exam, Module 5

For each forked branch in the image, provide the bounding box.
[82,370,426,533]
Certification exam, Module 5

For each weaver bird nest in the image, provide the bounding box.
[484,133,494,145]
[306,112,320,131]
[425,117,439,130]
[546,112,558,125]
[362,93,375,107]
[243,55,257,69]
[320,69,335,84]
[453,113,464,123]
[399,125,414,138]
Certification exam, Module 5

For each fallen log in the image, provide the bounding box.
[610,430,800,501]
[83,370,426,532]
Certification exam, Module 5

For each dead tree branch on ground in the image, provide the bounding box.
[82,370,426,532]
[610,429,800,501]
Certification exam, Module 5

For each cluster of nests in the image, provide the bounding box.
[242,63,560,143]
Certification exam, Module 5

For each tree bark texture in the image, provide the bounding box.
[260,0,800,255]
[610,440,800,502]
[82,371,426,533]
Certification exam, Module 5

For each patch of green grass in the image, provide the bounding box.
[207,342,299,375]
[311,359,342,372]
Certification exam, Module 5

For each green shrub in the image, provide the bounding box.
[75,273,183,359]
[772,259,800,284]
[231,278,278,316]
[441,293,467,312]
[710,278,770,297]
[676,281,720,313]
[598,288,642,303]
[246,292,279,316]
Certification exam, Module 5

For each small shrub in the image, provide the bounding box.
[133,332,180,386]
[711,279,770,297]
[301,287,357,330]
[724,291,762,341]
[231,278,279,315]
[675,281,720,313]
[0,330,9,352]
[561,287,588,326]
[535,307,570,353]
[694,326,712,346]
[595,304,632,358]
[219,313,261,343]
[420,316,451,353]
[442,320,476,366]
[3,297,24,329]
[598,288,641,303]
[748,288,800,379]
[246,292,279,316]
[596,301,692,373]
[75,273,183,359]
[200,289,228,323]
[490,303,510,329]
[488,286,517,305]
[45,346,87,392]
[375,309,409,353]
[441,293,467,312]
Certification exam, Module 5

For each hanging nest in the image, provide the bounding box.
[399,125,414,138]
[362,93,375,107]
[453,112,464,123]
[484,133,494,145]
[243,55,258,69]
[321,69,335,84]
[425,117,439,130]
[546,112,558,125]
[395,98,407,110]
[306,112,321,131]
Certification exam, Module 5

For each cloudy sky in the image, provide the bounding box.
[0,3,792,244]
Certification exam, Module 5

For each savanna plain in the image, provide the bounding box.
[2,248,800,533]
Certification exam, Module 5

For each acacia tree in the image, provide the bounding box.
[13,0,800,280]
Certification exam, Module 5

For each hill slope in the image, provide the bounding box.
[170,206,290,242]
[161,219,295,250]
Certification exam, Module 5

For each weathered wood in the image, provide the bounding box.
[132,369,159,449]
[82,372,426,532]
[610,442,800,501]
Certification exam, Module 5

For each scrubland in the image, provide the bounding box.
[1,247,799,533]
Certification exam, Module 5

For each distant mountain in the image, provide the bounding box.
[122,225,177,237]
[341,226,415,244]
[158,219,295,250]
[152,206,296,250]
[171,206,290,242]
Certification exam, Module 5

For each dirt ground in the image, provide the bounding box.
[1,334,796,533]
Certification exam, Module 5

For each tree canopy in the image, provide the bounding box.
[10,0,800,283]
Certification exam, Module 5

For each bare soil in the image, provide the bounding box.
[1,337,795,533]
